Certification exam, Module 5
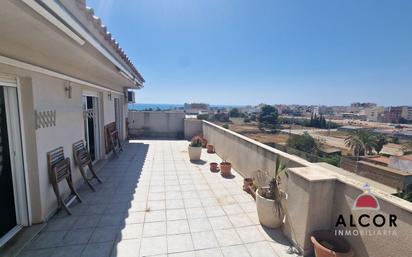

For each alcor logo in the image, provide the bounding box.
[352,185,380,210]
[335,184,397,237]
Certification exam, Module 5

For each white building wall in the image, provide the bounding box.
[0,62,131,222]
[32,74,85,220]
[102,91,115,125]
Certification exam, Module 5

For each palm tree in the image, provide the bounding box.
[345,130,366,156]
[360,131,378,155]
[345,130,377,156]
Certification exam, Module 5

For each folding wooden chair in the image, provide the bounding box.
[110,130,123,158]
[47,147,82,215]
[73,140,102,191]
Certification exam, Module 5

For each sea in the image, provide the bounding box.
[128,103,244,111]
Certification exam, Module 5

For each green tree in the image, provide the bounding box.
[374,134,388,154]
[258,105,279,128]
[286,132,317,153]
[229,108,241,117]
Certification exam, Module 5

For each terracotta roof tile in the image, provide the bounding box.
[74,0,144,83]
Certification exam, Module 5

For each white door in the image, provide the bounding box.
[0,79,28,247]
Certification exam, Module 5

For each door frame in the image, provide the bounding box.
[0,75,30,246]
[82,91,101,162]
[114,96,123,140]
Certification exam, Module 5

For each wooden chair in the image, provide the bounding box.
[73,140,102,191]
[110,130,123,158]
[47,147,81,215]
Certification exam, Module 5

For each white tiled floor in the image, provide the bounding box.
[18,140,299,257]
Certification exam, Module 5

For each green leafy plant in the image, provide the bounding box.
[396,184,412,202]
[374,134,388,154]
[190,136,203,147]
[286,132,317,153]
[320,155,341,167]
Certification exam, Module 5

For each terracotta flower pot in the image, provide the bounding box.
[210,162,219,172]
[201,138,208,148]
[220,162,232,177]
[311,230,354,257]
[207,144,215,153]
[188,146,202,161]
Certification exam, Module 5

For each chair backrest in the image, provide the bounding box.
[72,140,91,166]
[73,140,84,156]
[47,147,69,183]
[47,147,65,171]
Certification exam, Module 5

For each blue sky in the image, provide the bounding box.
[88,0,412,106]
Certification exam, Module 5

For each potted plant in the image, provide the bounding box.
[311,230,354,257]
[254,158,287,228]
[220,159,232,177]
[210,162,219,172]
[196,134,208,148]
[188,136,202,161]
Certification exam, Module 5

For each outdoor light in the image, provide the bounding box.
[64,81,72,99]
[108,92,112,101]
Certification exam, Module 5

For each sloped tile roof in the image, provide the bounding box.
[76,0,144,83]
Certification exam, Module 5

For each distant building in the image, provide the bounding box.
[351,102,377,108]
[383,106,403,123]
[341,112,367,121]
[363,107,385,122]
[389,155,412,174]
[401,106,412,121]
[312,106,319,116]
[184,103,210,114]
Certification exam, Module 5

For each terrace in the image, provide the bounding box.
[12,118,412,257]
[17,140,297,257]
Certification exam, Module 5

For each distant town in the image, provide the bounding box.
[130,102,412,196]
[130,102,412,125]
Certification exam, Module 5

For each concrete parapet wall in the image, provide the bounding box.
[202,120,311,178]
[184,119,202,140]
[202,120,412,257]
[128,111,185,138]
[331,179,412,257]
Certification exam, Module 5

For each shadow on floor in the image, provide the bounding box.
[17,142,150,257]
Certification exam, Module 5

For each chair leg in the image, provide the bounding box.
[118,138,123,152]
[61,200,72,215]
[51,179,72,215]
[88,164,102,184]
[79,166,96,191]
[67,174,82,203]
[113,147,119,158]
